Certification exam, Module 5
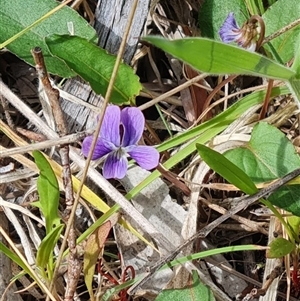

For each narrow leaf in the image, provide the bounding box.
[167,245,265,268]
[0,0,97,77]
[36,224,64,274]
[33,151,60,234]
[0,242,31,276]
[196,144,258,194]
[143,36,295,80]
[46,35,142,105]
[288,77,300,105]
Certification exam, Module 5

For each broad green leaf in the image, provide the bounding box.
[224,122,300,216]
[262,0,300,64]
[36,224,64,275]
[33,151,60,234]
[266,237,295,258]
[155,271,215,301]
[196,144,258,194]
[46,35,141,104]
[198,0,248,39]
[0,0,97,77]
[126,86,290,200]
[143,37,295,80]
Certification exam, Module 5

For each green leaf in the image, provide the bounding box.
[196,144,258,194]
[155,271,215,301]
[143,37,295,80]
[287,77,300,104]
[33,151,61,234]
[262,0,300,64]
[46,35,141,104]
[0,242,31,276]
[36,224,64,275]
[224,122,300,216]
[0,0,97,78]
[102,279,137,301]
[266,237,295,258]
[167,245,263,268]
[287,215,300,237]
[198,0,248,39]
[292,34,300,76]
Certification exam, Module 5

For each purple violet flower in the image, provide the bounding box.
[82,105,159,179]
[219,12,258,52]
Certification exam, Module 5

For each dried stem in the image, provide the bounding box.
[0,94,14,129]
[248,15,265,51]
[138,73,209,111]
[0,130,92,158]
[259,79,274,120]
[31,47,80,301]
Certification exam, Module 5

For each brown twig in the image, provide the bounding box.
[156,164,191,196]
[0,129,92,158]
[15,128,47,142]
[259,79,274,120]
[197,75,237,124]
[31,47,80,301]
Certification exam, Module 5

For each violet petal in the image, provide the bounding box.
[100,105,121,147]
[121,107,144,146]
[102,151,128,179]
[128,145,159,170]
[219,12,241,43]
[82,136,112,160]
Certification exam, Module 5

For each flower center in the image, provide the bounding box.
[115,147,127,160]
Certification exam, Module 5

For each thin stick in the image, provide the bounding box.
[138,73,209,111]
[197,75,237,123]
[32,48,80,301]
[0,130,92,158]
[259,79,274,120]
